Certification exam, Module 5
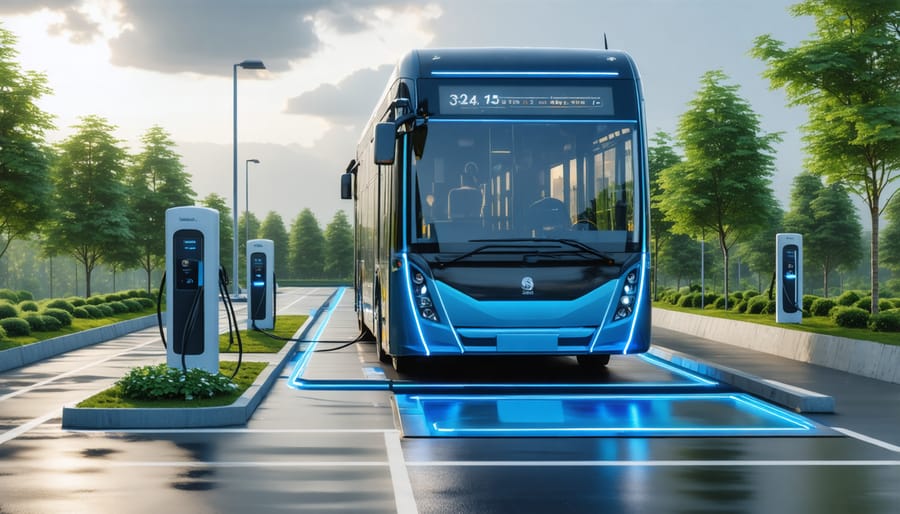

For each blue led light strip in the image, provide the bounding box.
[431,71,620,78]
[286,287,346,386]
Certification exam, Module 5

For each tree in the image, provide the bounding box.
[657,70,781,307]
[324,210,353,279]
[127,125,195,291]
[238,211,261,285]
[738,204,784,295]
[881,195,900,272]
[43,115,132,297]
[199,193,233,281]
[0,26,55,261]
[258,211,290,280]
[289,208,324,279]
[648,131,682,299]
[785,173,864,296]
[753,0,900,313]
[656,233,700,291]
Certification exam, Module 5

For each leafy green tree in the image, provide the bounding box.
[258,211,290,280]
[289,208,324,278]
[738,204,784,296]
[43,115,132,297]
[752,0,900,313]
[0,26,55,261]
[657,70,781,306]
[656,233,699,291]
[324,210,353,279]
[882,195,900,273]
[127,125,195,291]
[786,176,863,297]
[648,131,682,299]
[238,211,261,285]
[199,193,233,280]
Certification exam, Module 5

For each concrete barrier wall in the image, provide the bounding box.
[653,308,900,384]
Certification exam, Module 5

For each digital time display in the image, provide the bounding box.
[438,85,614,115]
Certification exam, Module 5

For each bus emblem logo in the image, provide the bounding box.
[521,276,534,295]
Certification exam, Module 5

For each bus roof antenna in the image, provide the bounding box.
[603,33,609,50]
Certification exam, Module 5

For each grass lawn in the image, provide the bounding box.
[654,302,900,347]
[76,361,267,408]
[0,310,156,351]
[219,314,308,353]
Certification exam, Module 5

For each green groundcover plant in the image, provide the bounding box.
[118,363,238,401]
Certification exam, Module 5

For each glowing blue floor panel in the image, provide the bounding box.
[395,393,830,438]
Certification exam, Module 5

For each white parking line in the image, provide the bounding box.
[385,431,419,514]
[404,459,900,467]
[0,409,59,446]
[832,427,900,453]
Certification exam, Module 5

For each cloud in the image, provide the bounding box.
[284,64,393,125]
[0,0,79,15]
[47,6,101,44]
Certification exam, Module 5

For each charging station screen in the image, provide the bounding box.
[174,231,203,290]
[782,244,798,312]
[250,252,267,320]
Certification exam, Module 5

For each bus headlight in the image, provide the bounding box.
[613,269,639,321]
[410,267,439,322]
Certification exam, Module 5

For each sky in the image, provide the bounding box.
[2,0,820,227]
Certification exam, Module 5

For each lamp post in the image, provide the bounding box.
[232,59,266,297]
[245,158,260,258]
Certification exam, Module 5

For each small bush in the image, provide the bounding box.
[121,299,143,312]
[869,310,900,332]
[669,292,682,305]
[42,307,73,327]
[106,301,128,314]
[45,299,75,314]
[72,306,91,319]
[713,296,727,309]
[117,364,239,401]
[0,302,18,320]
[836,290,861,306]
[86,296,106,306]
[18,300,39,312]
[136,297,155,309]
[0,324,6,339]
[105,293,124,302]
[0,289,18,302]
[831,306,869,329]
[22,313,45,331]
[16,290,33,302]
[84,305,103,318]
[38,315,62,332]
[802,295,818,313]
[743,289,760,300]
[761,299,778,315]
[67,296,87,307]
[97,304,115,317]
[746,295,769,314]
[731,300,748,313]
[677,294,695,308]
[0,317,31,337]
[810,298,836,317]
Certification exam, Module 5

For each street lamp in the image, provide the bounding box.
[233,59,266,297]
[245,158,260,257]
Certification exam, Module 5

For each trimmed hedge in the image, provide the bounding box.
[810,298,836,317]
[83,305,103,318]
[869,310,900,332]
[0,289,18,302]
[836,291,861,306]
[42,308,73,327]
[38,315,62,332]
[18,300,39,312]
[0,302,18,320]
[45,299,75,314]
[0,317,30,337]
[831,306,869,329]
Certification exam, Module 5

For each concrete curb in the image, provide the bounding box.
[0,314,161,373]
[648,345,835,413]
[653,308,900,384]
[61,289,339,429]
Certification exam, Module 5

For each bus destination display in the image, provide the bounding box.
[438,85,614,115]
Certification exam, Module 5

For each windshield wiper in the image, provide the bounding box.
[437,239,616,267]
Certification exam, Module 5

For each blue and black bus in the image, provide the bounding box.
[341,48,650,372]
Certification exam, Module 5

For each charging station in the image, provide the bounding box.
[165,206,220,373]
[776,233,803,324]
[246,238,275,330]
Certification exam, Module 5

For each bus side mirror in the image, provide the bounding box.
[374,122,396,165]
[340,172,352,200]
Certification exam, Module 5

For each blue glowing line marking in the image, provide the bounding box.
[428,280,465,353]
[287,287,345,386]
[638,353,718,385]
[428,118,638,125]
[431,71,620,78]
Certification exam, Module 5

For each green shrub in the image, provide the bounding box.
[869,310,900,332]
[677,294,694,308]
[18,300,39,312]
[105,293,124,302]
[97,304,114,317]
[732,291,744,301]
[746,295,769,314]
[22,313,45,331]
[0,302,18,320]
[121,299,143,312]
[810,298,836,317]
[731,300,748,313]
[743,289,760,300]
[107,301,128,314]
[42,307,73,327]
[836,290,861,306]
[67,296,87,307]
[38,315,61,332]
[0,289,18,302]
[16,290,33,302]
[86,296,106,306]
[802,295,818,313]
[0,324,6,339]
[713,296,727,309]
[761,299,778,315]
[0,317,30,337]
[669,292,682,305]
[45,299,75,314]
[117,364,239,400]
[84,305,103,318]
[136,297,155,309]
[831,306,869,329]
[72,306,91,319]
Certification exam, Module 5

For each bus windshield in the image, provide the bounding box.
[410,120,642,254]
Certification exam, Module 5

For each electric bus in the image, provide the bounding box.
[340,48,651,372]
